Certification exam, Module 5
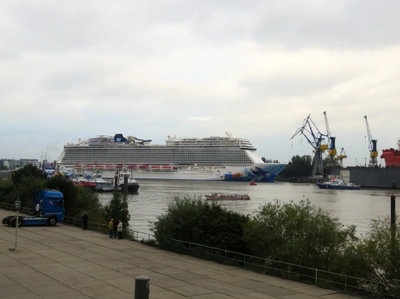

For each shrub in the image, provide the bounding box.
[152,196,250,253]
[243,199,357,272]
[355,217,400,297]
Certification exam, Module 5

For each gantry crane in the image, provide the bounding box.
[291,114,328,177]
[364,115,378,167]
[323,111,337,162]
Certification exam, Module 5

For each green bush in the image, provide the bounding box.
[152,196,250,253]
[243,199,357,272]
[354,217,400,297]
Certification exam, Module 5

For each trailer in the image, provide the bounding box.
[2,189,64,227]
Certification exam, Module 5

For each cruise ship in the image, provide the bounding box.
[57,132,287,182]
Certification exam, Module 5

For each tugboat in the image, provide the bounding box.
[117,174,140,193]
[317,178,360,190]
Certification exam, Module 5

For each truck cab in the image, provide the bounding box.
[3,189,64,227]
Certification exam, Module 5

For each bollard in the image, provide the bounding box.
[391,194,396,226]
[114,172,118,190]
[390,194,396,253]
[124,174,128,194]
[135,276,149,299]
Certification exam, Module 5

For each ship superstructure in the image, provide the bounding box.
[381,138,400,168]
[57,132,286,182]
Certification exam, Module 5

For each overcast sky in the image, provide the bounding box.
[1,1,399,167]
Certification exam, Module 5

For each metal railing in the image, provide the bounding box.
[63,215,154,242]
[169,239,399,299]
[0,201,34,215]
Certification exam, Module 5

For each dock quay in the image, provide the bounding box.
[0,208,359,298]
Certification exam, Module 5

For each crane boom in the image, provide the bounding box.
[291,114,328,177]
[323,111,337,158]
[364,115,378,167]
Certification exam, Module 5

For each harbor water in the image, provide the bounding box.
[97,180,400,237]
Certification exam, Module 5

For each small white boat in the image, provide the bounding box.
[94,178,115,192]
[317,178,360,190]
[205,193,250,200]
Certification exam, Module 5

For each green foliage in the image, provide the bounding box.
[152,196,250,253]
[13,176,46,208]
[45,175,78,216]
[0,170,111,227]
[45,175,104,221]
[103,191,130,229]
[11,164,47,186]
[243,199,357,271]
[279,155,313,178]
[1,165,47,207]
[0,180,14,201]
[354,217,400,297]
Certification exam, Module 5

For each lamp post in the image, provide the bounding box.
[14,198,21,252]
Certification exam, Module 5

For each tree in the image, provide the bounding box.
[11,164,47,186]
[4,164,47,207]
[0,180,13,201]
[103,191,130,230]
[279,155,313,179]
[46,174,103,220]
[243,199,357,271]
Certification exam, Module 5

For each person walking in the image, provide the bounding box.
[108,218,114,238]
[117,219,123,239]
[113,219,118,239]
[82,212,89,230]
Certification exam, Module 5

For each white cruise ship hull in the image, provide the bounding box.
[74,163,286,182]
[57,133,287,182]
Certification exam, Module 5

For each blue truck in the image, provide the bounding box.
[2,189,64,227]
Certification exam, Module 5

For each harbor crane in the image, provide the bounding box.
[364,115,378,167]
[291,114,328,177]
[336,147,347,167]
[323,111,337,162]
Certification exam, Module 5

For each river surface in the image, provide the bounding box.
[97,180,400,237]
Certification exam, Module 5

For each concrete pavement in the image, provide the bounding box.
[0,209,360,299]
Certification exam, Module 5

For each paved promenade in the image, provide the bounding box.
[0,209,360,299]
